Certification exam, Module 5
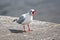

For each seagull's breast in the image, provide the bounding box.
[22,15,33,25]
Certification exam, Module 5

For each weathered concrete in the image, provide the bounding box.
[0,16,60,40]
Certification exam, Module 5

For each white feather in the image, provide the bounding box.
[21,13,33,25]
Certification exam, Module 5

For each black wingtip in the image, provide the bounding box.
[12,19,17,22]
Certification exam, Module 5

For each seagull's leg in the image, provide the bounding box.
[23,26,26,32]
[27,25,32,31]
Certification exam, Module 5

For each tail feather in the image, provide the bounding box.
[12,19,17,22]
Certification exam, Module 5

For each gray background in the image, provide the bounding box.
[0,0,60,23]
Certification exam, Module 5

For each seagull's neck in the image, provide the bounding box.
[27,12,32,16]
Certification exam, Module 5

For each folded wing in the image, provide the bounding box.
[17,16,25,24]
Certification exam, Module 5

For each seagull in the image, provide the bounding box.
[13,9,36,32]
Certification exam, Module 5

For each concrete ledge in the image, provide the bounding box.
[0,16,60,40]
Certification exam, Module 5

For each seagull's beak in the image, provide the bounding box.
[32,11,36,16]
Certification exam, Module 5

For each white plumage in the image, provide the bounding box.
[21,13,33,25]
[13,9,36,32]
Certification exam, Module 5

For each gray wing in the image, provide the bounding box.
[17,16,25,24]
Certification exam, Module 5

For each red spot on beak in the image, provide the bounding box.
[32,11,36,16]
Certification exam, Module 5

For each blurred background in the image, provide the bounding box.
[0,0,60,23]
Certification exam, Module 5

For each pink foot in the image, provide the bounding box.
[27,29,33,32]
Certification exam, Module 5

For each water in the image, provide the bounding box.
[0,0,60,23]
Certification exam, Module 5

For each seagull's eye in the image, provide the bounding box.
[32,11,35,15]
[32,11,34,14]
[31,10,36,16]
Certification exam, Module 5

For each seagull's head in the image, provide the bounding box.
[29,9,36,16]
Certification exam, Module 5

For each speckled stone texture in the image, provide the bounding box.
[0,16,60,40]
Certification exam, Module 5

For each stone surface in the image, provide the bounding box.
[0,16,60,40]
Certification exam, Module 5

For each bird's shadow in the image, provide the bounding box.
[9,29,26,33]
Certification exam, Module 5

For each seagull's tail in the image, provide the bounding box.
[12,19,17,22]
